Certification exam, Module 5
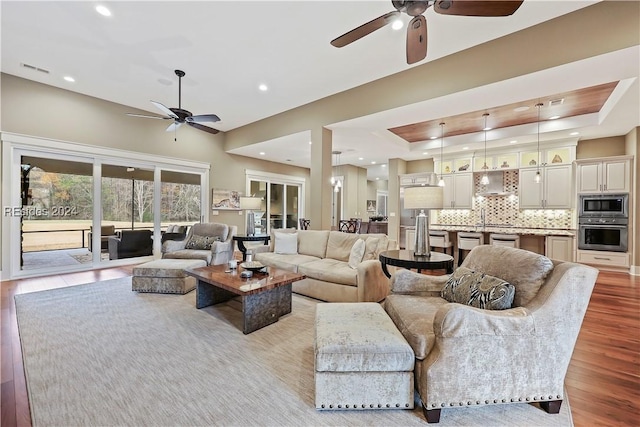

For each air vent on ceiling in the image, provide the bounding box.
[20,63,50,74]
[548,98,564,107]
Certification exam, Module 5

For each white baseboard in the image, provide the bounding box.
[630,265,640,276]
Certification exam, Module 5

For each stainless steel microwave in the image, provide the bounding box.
[578,193,628,218]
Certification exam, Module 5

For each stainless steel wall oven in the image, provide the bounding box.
[578,192,629,252]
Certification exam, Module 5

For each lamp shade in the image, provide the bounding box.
[240,196,262,210]
[403,186,443,210]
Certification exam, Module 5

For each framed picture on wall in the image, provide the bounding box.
[367,200,376,212]
[211,188,241,210]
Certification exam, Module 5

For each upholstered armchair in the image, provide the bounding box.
[162,222,237,265]
[383,245,598,423]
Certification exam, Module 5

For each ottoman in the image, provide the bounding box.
[132,259,207,294]
[314,302,415,410]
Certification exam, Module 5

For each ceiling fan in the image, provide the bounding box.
[331,0,524,64]
[127,69,221,136]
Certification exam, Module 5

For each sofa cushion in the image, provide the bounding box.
[274,231,298,254]
[348,239,366,269]
[326,232,360,262]
[254,252,320,273]
[164,249,212,265]
[268,228,297,251]
[298,258,358,287]
[384,294,448,360]
[185,234,220,250]
[298,230,330,258]
[441,267,515,310]
[461,245,554,307]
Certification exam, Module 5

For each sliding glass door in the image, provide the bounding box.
[246,170,305,234]
[6,135,209,278]
[19,154,94,271]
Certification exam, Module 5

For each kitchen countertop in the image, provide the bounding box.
[430,225,575,237]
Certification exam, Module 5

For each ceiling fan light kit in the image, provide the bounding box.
[127,69,221,140]
[331,0,524,64]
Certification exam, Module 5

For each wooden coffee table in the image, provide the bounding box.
[184,264,305,334]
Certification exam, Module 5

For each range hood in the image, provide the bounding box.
[475,171,514,196]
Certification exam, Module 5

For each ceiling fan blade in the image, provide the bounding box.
[406,15,427,64]
[186,114,221,124]
[331,11,400,48]
[166,122,182,132]
[187,122,220,134]
[126,113,172,120]
[151,101,179,119]
[434,0,524,17]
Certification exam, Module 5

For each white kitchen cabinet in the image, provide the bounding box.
[545,236,574,262]
[442,173,473,209]
[576,158,630,193]
[519,164,572,209]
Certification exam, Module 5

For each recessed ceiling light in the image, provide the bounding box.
[462,147,469,150]
[63,76,75,82]
[258,83,268,91]
[570,132,580,136]
[308,141,312,145]
[510,140,518,144]
[430,136,438,140]
[381,164,386,168]
[259,152,265,156]
[422,152,428,155]
[514,106,529,112]
[549,115,561,120]
[358,157,363,161]
[391,19,403,30]
[95,5,111,16]
[371,161,376,164]
[376,177,380,181]
[483,127,492,131]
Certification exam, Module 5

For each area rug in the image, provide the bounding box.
[15,279,573,426]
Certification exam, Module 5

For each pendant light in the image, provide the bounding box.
[480,113,490,185]
[438,122,445,187]
[534,103,543,183]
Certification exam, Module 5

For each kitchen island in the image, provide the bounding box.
[405,225,576,263]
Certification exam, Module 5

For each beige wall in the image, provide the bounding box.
[624,128,639,270]
[576,136,626,159]
[406,159,435,174]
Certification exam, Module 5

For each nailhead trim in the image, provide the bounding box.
[321,402,409,409]
[433,393,564,409]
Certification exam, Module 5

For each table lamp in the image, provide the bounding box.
[403,185,443,257]
[240,196,262,236]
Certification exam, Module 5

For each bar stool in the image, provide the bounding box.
[489,233,520,248]
[457,232,484,266]
[429,230,453,255]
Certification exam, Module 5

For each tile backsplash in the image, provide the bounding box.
[434,170,574,229]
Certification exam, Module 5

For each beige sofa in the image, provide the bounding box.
[254,229,396,302]
[384,245,598,423]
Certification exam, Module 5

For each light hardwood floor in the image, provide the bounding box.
[1,266,638,426]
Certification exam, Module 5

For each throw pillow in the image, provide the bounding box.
[362,237,380,261]
[441,267,515,310]
[348,239,366,269]
[185,234,220,250]
[274,231,298,254]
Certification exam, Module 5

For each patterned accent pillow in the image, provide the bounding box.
[441,267,515,310]
[185,234,220,250]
